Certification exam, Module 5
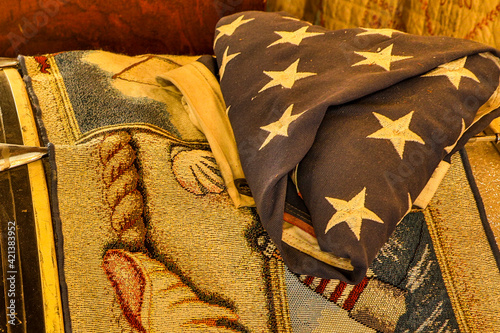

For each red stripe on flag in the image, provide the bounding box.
[283,212,316,237]
[342,277,370,311]
[330,281,347,303]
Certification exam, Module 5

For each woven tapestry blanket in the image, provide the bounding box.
[13,32,500,332]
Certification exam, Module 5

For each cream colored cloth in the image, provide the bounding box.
[159,60,255,208]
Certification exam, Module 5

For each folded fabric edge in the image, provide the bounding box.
[414,52,500,209]
[281,197,415,280]
[413,160,451,208]
[156,58,255,208]
[280,50,500,275]
[282,221,354,271]
[445,52,500,157]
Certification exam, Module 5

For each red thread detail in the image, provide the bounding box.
[303,275,315,286]
[464,4,500,40]
[103,250,146,332]
[342,277,370,311]
[34,56,50,74]
[330,281,347,302]
[315,279,329,294]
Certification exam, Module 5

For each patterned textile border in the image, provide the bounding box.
[466,140,500,252]
[425,151,500,332]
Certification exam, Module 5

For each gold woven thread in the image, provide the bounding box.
[425,152,500,332]
[268,257,293,332]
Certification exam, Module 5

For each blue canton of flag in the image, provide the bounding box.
[212,11,500,284]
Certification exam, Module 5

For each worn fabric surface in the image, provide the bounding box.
[20,49,500,332]
[22,51,289,332]
[213,10,500,283]
[156,57,255,208]
[267,0,500,252]
[320,0,500,49]
[268,0,500,49]
[466,140,500,243]
[424,150,500,332]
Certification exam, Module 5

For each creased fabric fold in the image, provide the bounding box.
[157,56,255,208]
[212,11,500,283]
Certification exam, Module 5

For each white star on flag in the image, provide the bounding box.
[214,15,255,46]
[367,111,425,158]
[259,59,316,93]
[325,187,384,240]
[268,26,324,47]
[356,28,403,38]
[352,44,413,71]
[259,104,305,150]
[421,56,480,89]
[219,46,240,79]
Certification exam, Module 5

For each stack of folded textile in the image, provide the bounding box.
[212,11,500,284]
[3,9,500,333]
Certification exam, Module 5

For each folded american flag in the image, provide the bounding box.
[212,11,500,283]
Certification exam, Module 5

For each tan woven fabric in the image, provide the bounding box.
[268,0,500,48]
[24,51,289,332]
[21,48,500,332]
[425,152,500,332]
[54,131,282,332]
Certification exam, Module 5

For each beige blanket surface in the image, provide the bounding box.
[268,0,500,48]
[21,42,500,332]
